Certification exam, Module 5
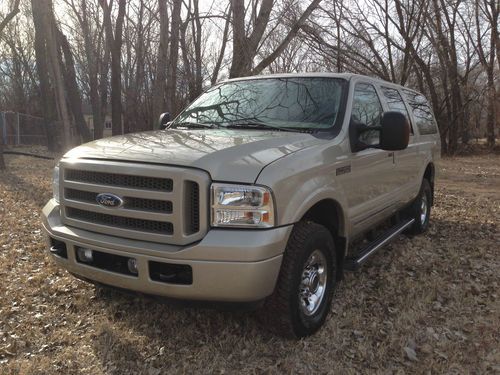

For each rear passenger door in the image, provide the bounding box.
[402,90,440,199]
[379,86,420,206]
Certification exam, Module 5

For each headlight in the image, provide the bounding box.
[211,183,275,228]
[52,164,60,203]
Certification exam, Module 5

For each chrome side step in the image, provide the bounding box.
[344,218,415,271]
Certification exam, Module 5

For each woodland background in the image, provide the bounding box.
[0,2,499,372]
[0,0,498,170]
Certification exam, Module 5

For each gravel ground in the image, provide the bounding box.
[0,151,499,374]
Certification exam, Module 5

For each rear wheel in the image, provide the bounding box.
[262,221,337,338]
[406,179,432,235]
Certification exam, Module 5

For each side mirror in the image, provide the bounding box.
[158,112,171,129]
[349,111,410,152]
[379,111,410,151]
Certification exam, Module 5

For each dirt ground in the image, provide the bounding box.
[0,151,499,374]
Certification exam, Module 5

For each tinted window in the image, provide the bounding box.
[174,78,346,130]
[351,83,383,145]
[381,86,413,134]
[402,90,438,135]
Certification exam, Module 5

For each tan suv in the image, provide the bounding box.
[42,73,440,337]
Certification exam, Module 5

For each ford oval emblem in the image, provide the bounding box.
[96,193,124,208]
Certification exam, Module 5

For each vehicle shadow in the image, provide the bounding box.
[89,284,280,372]
[88,213,498,373]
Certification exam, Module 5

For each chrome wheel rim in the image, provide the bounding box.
[420,194,428,225]
[299,250,328,316]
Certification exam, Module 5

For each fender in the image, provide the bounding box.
[256,141,351,238]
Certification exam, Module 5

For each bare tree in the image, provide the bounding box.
[57,28,92,142]
[100,0,126,135]
[0,0,21,169]
[151,0,169,127]
[0,0,495,156]
[31,0,74,149]
[229,0,322,77]
[67,0,109,140]
[211,4,232,84]
[474,0,498,148]
[165,0,182,114]
[0,0,20,32]
[229,0,273,77]
[252,0,322,75]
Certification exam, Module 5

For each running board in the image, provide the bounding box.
[344,218,415,271]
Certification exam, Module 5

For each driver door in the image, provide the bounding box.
[342,82,398,237]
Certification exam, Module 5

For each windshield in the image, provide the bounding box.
[172,77,347,131]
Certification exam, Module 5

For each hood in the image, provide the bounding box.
[63,129,324,183]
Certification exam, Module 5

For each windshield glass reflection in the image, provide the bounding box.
[173,77,346,131]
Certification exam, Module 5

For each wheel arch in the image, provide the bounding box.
[300,198,347,280]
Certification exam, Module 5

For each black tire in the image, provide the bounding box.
[405,179,432,235]
[261,221,337,338]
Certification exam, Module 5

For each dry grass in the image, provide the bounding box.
[0,151,499,374]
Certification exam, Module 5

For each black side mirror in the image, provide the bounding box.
[349,111,410,152]
[158,112,171,129]
[379,111,410,151]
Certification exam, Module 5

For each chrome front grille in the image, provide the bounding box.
[60,160,208,245]
[66,207,174,234]
[65,188,173,213]
[65,169,173,191]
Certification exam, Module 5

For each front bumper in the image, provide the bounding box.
[42,200,291,302]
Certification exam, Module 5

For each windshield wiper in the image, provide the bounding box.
[225,121,307,133]
[170,121,220,129]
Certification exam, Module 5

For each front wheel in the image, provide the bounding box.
[261,221,337,338]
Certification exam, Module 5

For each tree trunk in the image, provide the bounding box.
[211,6,231,84]
[128,0,146,134]
[151,0,169,127]
[41,0,73,149]
[229,0,252,77]
[99,41,111,136]
[111,0,125,135]
[57,28,92,143]
[80,0,103,140]
[166,0,182,114]
[334,0,343,73]
[230,0,274,77]
[486,73,496,148]
[230,0,319,77]
[180,19,195,99]
[0,0,19,130]
[193,0,203,97]
[475,0,497,148]
[252,0,322,75]
[30,0,60,151]
[101,0,126,136]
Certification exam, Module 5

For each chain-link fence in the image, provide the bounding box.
[0,112,57,147]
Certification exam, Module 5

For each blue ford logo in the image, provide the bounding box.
[96,193,124,208]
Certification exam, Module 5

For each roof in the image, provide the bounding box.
[222,72,423,96]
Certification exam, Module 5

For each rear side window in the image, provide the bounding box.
[351,83,383,145]
[402,90,438,135]
[381,86,414,134]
